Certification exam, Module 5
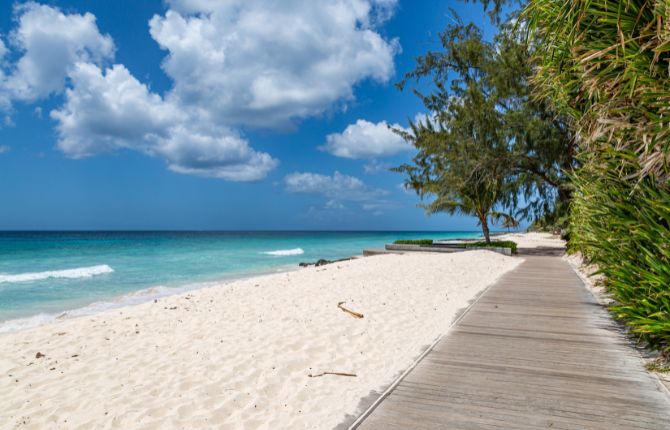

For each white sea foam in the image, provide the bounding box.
[0,283,198,334]
[0,265,114,284]
[0,313,56,334]
[261,248,305,256]
[0,265,301,334]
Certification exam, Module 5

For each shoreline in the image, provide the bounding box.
[0,249,520,429]
[0,261,305,335]
[0,233,490,335]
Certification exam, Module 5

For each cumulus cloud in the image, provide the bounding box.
[4,2,114,101]
[149,0,399,127]
[0,3,279,181]
[320,119,410,159]
[284,170,390,213]
[51,62,277,180]
[151,125,278,181]
[51,63,178,157]
[0,1,400,181]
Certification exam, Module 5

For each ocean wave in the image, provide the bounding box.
[261,248,305,256]
[0,264,114,284]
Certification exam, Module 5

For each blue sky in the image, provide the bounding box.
[0,0,499,231]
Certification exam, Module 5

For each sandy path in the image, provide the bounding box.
[0,251,521,430]
[497,232,565,249]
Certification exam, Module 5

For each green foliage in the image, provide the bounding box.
[392,238,518,253]
[394,20,574,243]
[466,240,518,254]
[524,0,670,355]
[393,239,434,245]
[646,361,670,373]
[528,208,570,237]
[524,0,670,180]
[569,153,670,354]
[462,0,524,22]
[461,0,670,355]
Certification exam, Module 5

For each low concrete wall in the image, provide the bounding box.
[362,249,404,256]
[384,244,512,256]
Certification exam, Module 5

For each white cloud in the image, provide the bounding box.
[51,63,178,157]
[324,199,345,210]
[0,145,10,154]
[149,0,399,127]
[51,62,277,180]
[166,0,398,23]
[151,125,278,181]
[284,170,390,213]
[363,159,392,174]
[0,40,8,112]
[413,111,438,128]
[4,2,114,101]
[0,1,400,182]
[320,119,410,159]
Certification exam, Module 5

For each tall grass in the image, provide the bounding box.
[524,0,670,355]
[524,0,670,180]
[570,152,670,354]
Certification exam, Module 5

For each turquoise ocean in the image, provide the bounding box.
[0,231,480,332]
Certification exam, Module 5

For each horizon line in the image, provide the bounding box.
[0,229,493,233]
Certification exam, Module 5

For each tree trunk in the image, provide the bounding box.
[557,184,573,209]
[480,216,491,244]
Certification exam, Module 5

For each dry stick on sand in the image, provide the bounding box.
[308,372,357,378]
[337,301,364,319]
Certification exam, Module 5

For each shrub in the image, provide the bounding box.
[569,153,670,355]
[465,240,518,254]
[393,239,434,245]
[524,0,670,357]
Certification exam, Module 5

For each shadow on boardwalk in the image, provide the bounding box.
[348,256,670,430]
[517,246,566,257]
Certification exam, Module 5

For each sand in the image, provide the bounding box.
[497,231,565,249]
[0,250,521,430]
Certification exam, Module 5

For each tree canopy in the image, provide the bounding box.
[394,19,574,239]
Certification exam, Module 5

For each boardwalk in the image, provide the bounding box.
[353,256,670,430]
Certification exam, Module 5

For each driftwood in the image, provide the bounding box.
[308,371,357,378]
[338,301,364,319]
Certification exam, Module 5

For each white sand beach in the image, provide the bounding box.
[497,231,565,249]
[0,250,521,430]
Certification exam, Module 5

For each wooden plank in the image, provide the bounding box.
[353,256,670,429]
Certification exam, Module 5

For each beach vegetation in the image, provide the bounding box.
[398,0,670,354]
[392,239,518,254]
[394,19,574,242]
[466,240,518,254]
[489,0,670,356]
[522,0,670,355]
[393,239,434,245]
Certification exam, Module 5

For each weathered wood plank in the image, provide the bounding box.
[353,256,670,429]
